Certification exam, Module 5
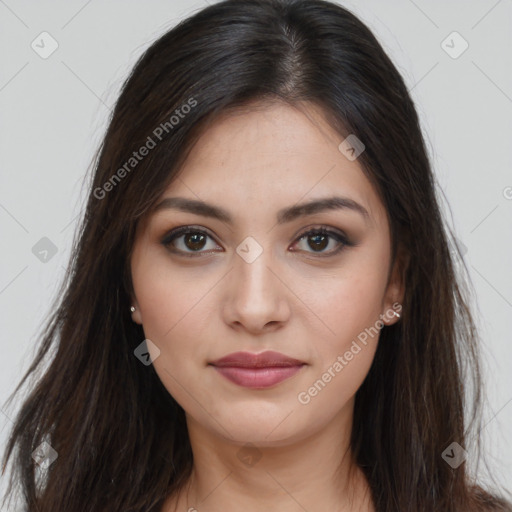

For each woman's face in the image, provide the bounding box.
[130,101,403,446]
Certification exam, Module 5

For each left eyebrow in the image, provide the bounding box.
[152,195,371,225]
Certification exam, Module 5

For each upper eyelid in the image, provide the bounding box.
[162,225,220,244]
[162,224,347,239]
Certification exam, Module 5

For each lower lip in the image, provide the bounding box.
[211,364,304,388]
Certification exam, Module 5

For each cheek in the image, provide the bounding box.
[294,263,386,405]
[130,260,211,408]
[132,250,217,342]
[296,276,384,408]
[302,269,387,350]
[136,276,212,410]
[296,339,377,423]
[135,285,216,381]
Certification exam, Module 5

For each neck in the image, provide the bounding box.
[163,400,375,512]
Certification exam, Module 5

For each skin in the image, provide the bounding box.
[130,100,405,512]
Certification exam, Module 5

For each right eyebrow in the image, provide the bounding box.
[153,195,371,225]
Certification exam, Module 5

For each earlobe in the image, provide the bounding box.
[381,301,402,326]
[130,302,143,325]
[383,285,405,326]
[390,302,402,321]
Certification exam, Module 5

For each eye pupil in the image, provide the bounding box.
[308,234,328,251]
[185,233,206,250]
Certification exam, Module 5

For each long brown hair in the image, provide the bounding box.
[2,1,511,510]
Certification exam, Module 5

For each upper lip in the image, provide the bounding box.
[210,350,305,368]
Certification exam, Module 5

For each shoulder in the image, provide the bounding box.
[468,485,512,512]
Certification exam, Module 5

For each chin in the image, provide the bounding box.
[209,409,314,446]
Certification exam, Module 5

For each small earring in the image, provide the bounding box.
[393,311,401,318]
[130,306,136,313]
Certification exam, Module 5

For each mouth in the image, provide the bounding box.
[209,350,306,389]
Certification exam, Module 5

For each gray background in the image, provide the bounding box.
[1,0,511,507]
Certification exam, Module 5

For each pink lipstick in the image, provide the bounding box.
[209,350,305,389]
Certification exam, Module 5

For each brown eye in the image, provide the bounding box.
[291,227,352,256]
[183,232,207,251]
[306,233,329,251]
[161,226,222,256]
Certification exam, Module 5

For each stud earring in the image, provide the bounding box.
[130,306,136,313]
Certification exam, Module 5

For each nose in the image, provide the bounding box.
[222,247,291,334]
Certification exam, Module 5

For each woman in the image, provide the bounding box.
[2,0,511,510]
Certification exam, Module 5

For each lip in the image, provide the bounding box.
[209,351,306,389]
[211,350,305,368]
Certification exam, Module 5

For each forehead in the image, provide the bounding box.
[157,101,386,229]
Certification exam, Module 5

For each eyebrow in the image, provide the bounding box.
[153,195,371,225]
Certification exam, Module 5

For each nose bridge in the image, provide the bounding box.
[223,236,290,330]
[234,238,276,299]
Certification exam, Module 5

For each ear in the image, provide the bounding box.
[381,244,407,326]
[130,297,143,325]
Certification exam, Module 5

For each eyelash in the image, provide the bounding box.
[160,225,354,258]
